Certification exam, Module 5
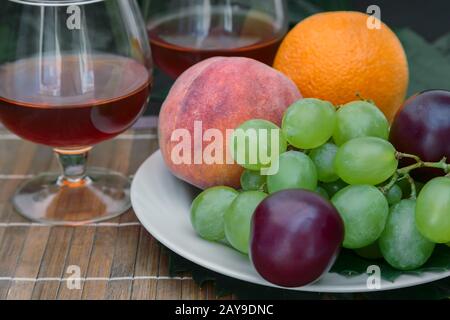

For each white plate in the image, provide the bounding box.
[131,150,450,293]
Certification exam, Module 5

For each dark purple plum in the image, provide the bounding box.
[390,90,450,181]
[250,189,344,288]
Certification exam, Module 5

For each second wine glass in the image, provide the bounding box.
[144,0,288,78]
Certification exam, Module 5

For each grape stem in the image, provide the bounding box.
[395,152,450,175]
[260,183,268,193]
[404,174,417,199]
[380,172,417,199]
[381,153,450,197]
[379,172,399,194]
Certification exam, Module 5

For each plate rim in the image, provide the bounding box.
[131,150,450,293]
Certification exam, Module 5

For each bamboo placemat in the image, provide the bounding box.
[0,117,233,300]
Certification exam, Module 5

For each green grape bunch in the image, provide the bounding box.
[190,97,450,274]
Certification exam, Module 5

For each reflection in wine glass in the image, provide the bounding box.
[144,0,288,78]
[0,0,153,225]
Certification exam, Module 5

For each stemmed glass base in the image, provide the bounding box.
[12,148,131,226]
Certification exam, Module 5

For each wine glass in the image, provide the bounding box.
[0,0,153,225]
[143,0,288,78]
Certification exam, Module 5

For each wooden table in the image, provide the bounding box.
[0,117,232,300]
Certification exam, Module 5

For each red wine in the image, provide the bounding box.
[0,54,151,148]
[148,9,284,78]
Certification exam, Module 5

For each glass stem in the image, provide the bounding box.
[54,147,92,187]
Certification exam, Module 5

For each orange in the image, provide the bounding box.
[274,11,409,121]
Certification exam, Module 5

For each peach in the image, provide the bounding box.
[159,57,302,189]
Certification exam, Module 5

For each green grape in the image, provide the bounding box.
[240,169,266,191]
[354,241,383,260]
[267,151,318,193]
[379,199,435,270]
[320,179,348,197]
[191,187,239,241]
[331,185,389,249]
[416,177,450,243]
[333,101,389,146]
[447,243,450,248]
[282,98,336,149]
[309,143,339,183]
[231,119,287,171]
[385,184,403,205]
[334,137,398,185]
[224,191,267,254]
[315,186,330,200]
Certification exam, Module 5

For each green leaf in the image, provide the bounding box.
[168,245,450,299]
[331,246,450,282]
[397,29,450,95]
[313,0,352,11]
[434,32,450,60]
[287,0,352,25]
[288,0,322,24]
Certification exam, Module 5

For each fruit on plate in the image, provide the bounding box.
[333,101,390,146]
[282,98,336,149]
[266,151,317,193]
[379,199,435,270]
[390,90,450,182]
[354,242,383,260]
[224,191,267,254]
[309,143,339,183]
[334,137,398,185]
[159,57,301,189]
[250,189,344,287]
[190,187,238,241]
[331,185,389,249]
[230,119,287,172]
[186,93,450,283]
[273,11,408,121]
[416,177,450,243]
